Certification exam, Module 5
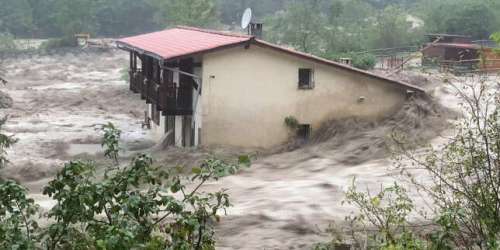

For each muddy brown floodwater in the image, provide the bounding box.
[0,49,151,189]
[0,48,466,249]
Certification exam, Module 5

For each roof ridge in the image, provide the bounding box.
[176,26,253,39]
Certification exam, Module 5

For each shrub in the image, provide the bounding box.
[396,80,500,249]
[344,182,425,249]
[0,116,17,169]
[0,180,40,250]
[0,33,17,55]
[351,53,377,70]
[40,36,78,51]
[317,78,500,249]
[492,32,500,54]
[0,123,250,249]
[284,116,299,130]
[328,52,377,70]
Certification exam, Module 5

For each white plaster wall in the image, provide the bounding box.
[148,104,166,140]
[193,65,203,146]
[174,116,183,146]
[201,45,408,148]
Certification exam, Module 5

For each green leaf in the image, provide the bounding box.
[191,167,202,174]
[238,155,251,167]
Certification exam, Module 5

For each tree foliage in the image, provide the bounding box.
[318,78,500,249]
[0,123,250,249]
[398,81,500,248]
[0,0,497,56]
[0,117,16,170]
[0,180,39,249]
[343,182,425,249]
[417,0,498,39]
[149,0,220,28]
[265,0,422,65]
[0,0,33,37]
[265,0,327,54]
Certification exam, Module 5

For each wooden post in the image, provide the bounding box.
[132,52,137,72]
[130,52,135,71]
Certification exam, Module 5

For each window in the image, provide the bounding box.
[297,124,311,141]
[298,68,314,89]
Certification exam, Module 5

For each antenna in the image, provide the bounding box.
[241,8,252,30]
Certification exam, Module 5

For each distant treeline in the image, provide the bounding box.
[1,0,499,55]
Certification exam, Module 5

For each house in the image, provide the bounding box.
[116,26,424,149]
[422,34,500,72]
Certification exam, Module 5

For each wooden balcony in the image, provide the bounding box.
[129,70,193,116]
[129,70,142,93]
[158,83,193,116]
[145,79,159,104]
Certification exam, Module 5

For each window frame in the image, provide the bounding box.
[298,68,315,90]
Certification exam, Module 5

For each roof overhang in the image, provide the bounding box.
[116,41,164,61]
[116,26,425,94]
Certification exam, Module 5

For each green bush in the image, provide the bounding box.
[0,123,250,249]
[0,117,17,169]
[40,36,78,51]
[0,180,39,249]
[351,53,377,70]
[318,79,500,249]
[327,52,377,70]
[344,182,425,249]
[0,33,18,54]
[284,116,299,130]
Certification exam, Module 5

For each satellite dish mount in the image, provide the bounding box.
[241,8,263,39]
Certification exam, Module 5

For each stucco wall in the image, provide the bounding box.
[201,45,408,148]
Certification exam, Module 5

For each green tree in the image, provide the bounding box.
[95,0,159,36]
[265,0,327,54]
[216,0,287,25]
[0,0,33,37]
[371,5,421,49]
[26,0,60,38]
[52,0,99,36]
[419,0,496,39]
[149,0,220,28]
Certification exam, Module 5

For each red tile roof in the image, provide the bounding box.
[116,26,252,60]
[117,26,424,93]
[430,43,480,50]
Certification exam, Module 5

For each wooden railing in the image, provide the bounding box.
[438,59,500,74]
[146,79,158,104]
[157,83,193,115]
[129,70,193,115]
[129,70,142,93]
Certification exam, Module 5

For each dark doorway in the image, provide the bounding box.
[297,124,311,141]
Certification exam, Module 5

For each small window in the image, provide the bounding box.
[297,124,311,141]
[298,68,314,89]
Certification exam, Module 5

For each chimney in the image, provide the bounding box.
[249,23,263,39]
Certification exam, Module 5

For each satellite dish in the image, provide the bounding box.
[241,8,252,30]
